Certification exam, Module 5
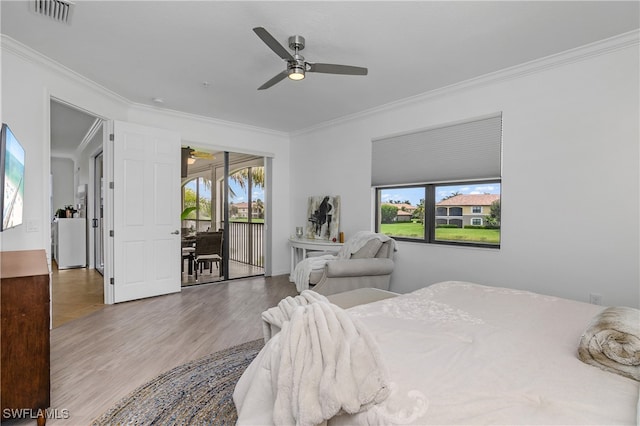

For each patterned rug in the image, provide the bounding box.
[91,339,264,425]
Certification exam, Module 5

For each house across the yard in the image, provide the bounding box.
[436,194,500,228]
[382,203,417,222]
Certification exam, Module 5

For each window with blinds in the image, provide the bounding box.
[373,114,502,248]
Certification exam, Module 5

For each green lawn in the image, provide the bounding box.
[380,221,500,244]
[380,221,425,238]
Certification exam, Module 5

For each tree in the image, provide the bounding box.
[441,191,462,201]
[412,198,425,224]
[254,198,265,219]
[182,178,212,220]
[229,166,264,198]
[229,204,239,217]
[380,204,398,223]
[485,199,501,227]
[183,187,197,210]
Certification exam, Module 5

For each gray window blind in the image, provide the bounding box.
[371,114,502,186]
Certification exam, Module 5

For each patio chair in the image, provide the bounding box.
[194,231,223,279]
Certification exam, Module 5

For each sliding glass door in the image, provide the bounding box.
[181,149,265,284]
[225,156,265,280]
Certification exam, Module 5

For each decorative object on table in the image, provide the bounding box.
[295,226,303,239]
[90,339,264,426]
[306,195,340,241]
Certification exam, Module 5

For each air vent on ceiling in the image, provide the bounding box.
[32,0,74,24]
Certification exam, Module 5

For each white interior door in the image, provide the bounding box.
[110,121,181,303]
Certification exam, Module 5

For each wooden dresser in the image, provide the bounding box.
[1,250,50,425]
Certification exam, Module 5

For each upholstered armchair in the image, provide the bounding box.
[302,234,396,296]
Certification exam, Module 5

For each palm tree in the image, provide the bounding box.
[255,198,265,219]
[228,166,264,199]
[441,191,462,201]
[413,199,425,224]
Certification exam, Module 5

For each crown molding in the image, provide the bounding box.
[2,35,130,108]
[2,35,287,139]
[291,29,640,137]
[4,29,638,140]
[127,102,289,139]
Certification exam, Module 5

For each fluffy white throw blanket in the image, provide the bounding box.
[262,290,329,342]
[293,231,395,292]
[578,306,640,381]
[293,254,338,292]
[272,299,390,426]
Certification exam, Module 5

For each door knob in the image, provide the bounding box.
[171,230,180,235]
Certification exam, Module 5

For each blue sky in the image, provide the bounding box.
[189,178,497,207]
[229,179,264,203]
[381,182,501,206]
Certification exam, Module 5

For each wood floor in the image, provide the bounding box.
[5,274,298,425]
[51,260,267,328]
[51,263,104,328]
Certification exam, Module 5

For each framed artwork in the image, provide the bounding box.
[306,195,340,240]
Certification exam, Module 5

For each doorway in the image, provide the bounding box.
[50,98,105,325]
[181,148,266,285]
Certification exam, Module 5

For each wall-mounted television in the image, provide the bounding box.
[1,123,25,231]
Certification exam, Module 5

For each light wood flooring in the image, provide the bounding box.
[51,260,267,328]
[5,274,298,425]
[51,263,104,328]
[181,259,265,287]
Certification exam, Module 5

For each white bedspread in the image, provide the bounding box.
[235,281,640,425]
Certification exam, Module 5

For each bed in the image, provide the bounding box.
[234,281,639,425]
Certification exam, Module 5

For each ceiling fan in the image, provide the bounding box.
[253,27,368,90]
[182,147,214,164]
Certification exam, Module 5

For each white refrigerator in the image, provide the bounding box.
[54,218,87,269]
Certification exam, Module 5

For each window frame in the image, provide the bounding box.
[375,179,501,249]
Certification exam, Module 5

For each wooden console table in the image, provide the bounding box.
[288,237,344,282]
[1,250,50,425]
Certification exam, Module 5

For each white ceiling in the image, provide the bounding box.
[2,1,639,136]
[50,100,102,157]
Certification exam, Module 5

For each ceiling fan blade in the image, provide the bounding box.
[253,27,294,61]
[258,71,288,90]
[192,151,214,159]
[308,63,368,76]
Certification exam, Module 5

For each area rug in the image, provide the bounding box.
[91,339,264,425]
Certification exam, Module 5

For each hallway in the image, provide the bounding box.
[51,264,104,328]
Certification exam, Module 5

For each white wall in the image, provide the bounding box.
[290,35,640,307]
[50,157,74,217]
[0,38,130,255]
[0,37,292,277]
